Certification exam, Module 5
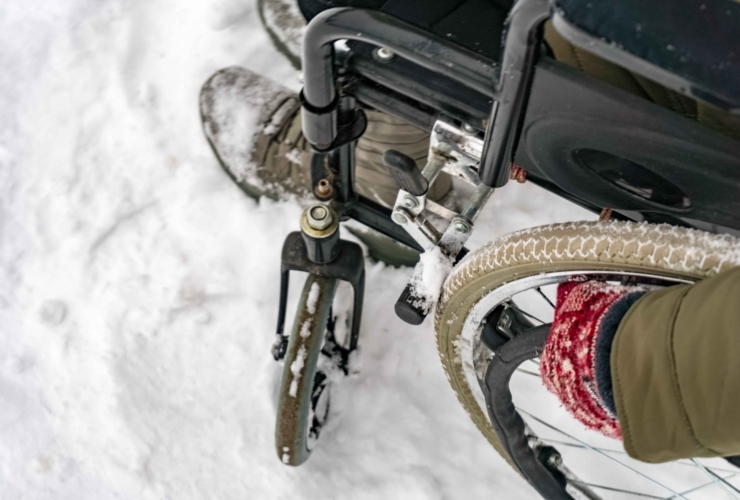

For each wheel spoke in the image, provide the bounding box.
[536,286,556,309]
[533,438,740,476]
[665,477,737,499]
[680,465,740,476]
[534,437,628,456]
[708,466,740,494]
[517,408,690,499]
[516,368,540,377]
[508,302,546,324]
[560,442,740,499]
[570,481,666,498]
[691,459,740,499]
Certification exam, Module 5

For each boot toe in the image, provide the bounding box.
[200,67,299,198]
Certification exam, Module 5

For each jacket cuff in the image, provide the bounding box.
[594,291,646,418]
[611,285,708,462]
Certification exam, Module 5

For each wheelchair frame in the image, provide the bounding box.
[273,0,740,488]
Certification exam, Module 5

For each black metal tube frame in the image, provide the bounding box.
[302,8,497,108]
[301,0,552,189]
[277,232,366,353]
[346,47,492,130]
[479,0,550,187]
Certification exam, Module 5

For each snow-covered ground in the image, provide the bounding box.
[0,1,594,498]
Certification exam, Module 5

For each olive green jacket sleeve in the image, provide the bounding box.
[612,266,740,463]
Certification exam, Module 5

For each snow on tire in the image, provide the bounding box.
[276,274,338,466]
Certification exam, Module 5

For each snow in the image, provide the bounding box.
[285,147,303,165]
[0,1,594,499]
[299,318,313,338]
[289,346,307,397]
[264,99,299,135]
[408,247,454,314]
[306,281,320,315]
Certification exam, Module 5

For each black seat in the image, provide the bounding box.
[300,0,513,61]
[554,0,740,112]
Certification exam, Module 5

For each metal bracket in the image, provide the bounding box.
[391,115,493,255]
[274,232,365,362]
[391,115,495,325]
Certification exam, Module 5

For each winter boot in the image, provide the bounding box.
[200,67,313,202]
[257,0,305,70]
[200,67,453,266]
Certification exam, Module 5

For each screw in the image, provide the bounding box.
[497,314,512,330]
[374,47,395,61]
[461,123,478,135]
[453,221,470,233]
[402,196,419,209]
[307,204,333,230]
[392,211,408,225]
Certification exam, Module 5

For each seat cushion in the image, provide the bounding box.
[554,0,740,111]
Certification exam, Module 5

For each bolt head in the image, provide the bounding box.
[402,196,419,209]
[392,211,408,225]
[547,453,563,468]
[454,221,470,233]
[307,204,333,230]
[461,123,477,135]
[374,47,395,61]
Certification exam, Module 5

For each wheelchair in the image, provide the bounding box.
[272,0,740,497]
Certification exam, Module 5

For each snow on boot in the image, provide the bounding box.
[258,0,305,70]
[200,66,313,201]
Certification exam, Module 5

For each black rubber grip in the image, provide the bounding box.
[382,149,428,196]
[394,283,428,325]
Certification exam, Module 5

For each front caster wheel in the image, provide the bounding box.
[275,274,338,466]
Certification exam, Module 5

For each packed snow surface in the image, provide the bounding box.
[0,0,594,499]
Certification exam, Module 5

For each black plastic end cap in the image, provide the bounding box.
[394,283,429,325]
[394,301,426,325]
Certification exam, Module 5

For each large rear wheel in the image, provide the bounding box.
[435,221,740,498]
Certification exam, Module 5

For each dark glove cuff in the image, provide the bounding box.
[594,291,647,417]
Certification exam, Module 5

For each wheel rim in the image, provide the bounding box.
[461,270,740,499]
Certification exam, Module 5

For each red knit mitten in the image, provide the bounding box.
[540,281,648,439]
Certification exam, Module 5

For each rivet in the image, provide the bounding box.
[374,47,395,61]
